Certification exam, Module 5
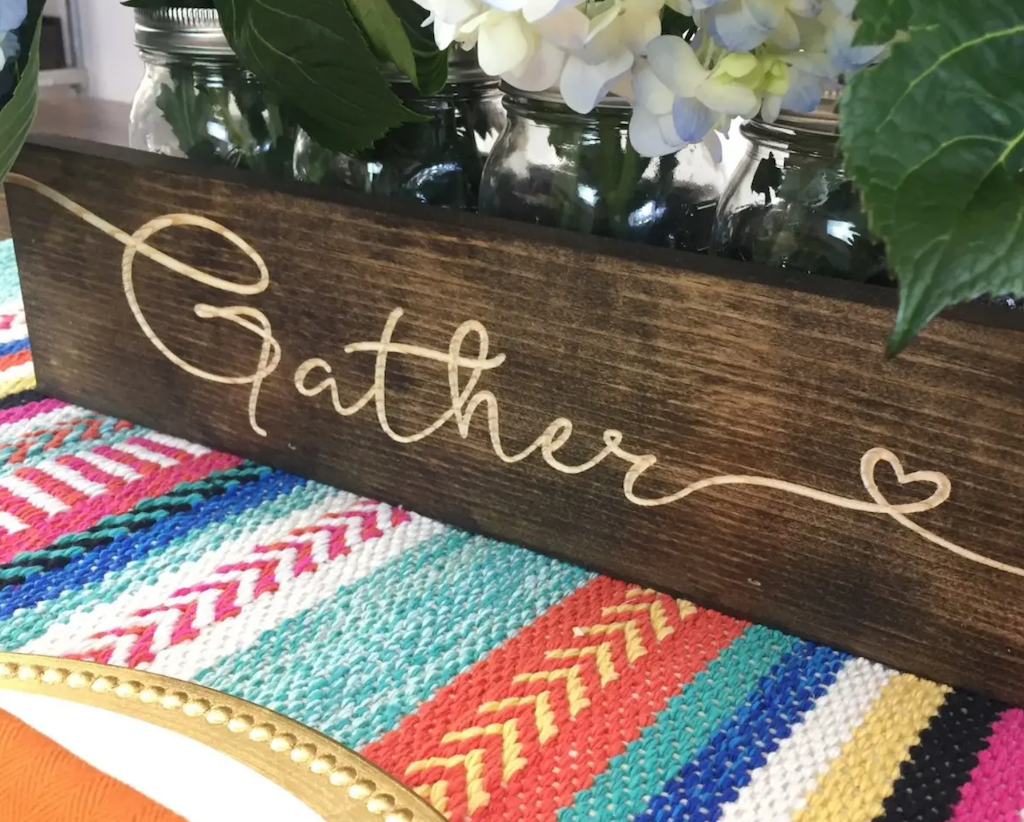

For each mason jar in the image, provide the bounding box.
[478,89,725,250]
[711,107,889,285]
[130,7,295,176]
[293,51,505,210]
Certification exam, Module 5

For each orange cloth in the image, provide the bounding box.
[0,706,187,821]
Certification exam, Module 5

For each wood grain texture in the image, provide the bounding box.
[7,136,1024,702]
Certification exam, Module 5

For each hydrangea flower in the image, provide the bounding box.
[0,0,27,64]
[415,0,893,157]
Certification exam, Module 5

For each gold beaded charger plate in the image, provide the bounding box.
[0,652,445,822]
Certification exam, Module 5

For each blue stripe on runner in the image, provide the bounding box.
[636,642,848,822]
[558,626,798,822]
[197,534,594,749]
[0,338,29,358]
[0,469,305,622]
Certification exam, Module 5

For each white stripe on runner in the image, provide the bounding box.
[143,432,212,457]
[109,442,178,468]
[74,450,143,481]
[35,460,108,497]
[716,657,896,822]
[0,511,27,534]
[0,475,70,515]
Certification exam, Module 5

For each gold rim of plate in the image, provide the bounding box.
[0,652,445,822]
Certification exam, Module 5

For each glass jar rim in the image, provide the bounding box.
[134,7,234,59]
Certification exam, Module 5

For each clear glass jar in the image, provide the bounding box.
[293,52,505,211]
[711,109,890,285]
[130,7,295,177]
[478,89,725,250]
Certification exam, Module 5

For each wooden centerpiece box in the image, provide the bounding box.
[7,133,1024,703]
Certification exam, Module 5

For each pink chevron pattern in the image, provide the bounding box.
[65,499,413,668]
[0,434,243,561]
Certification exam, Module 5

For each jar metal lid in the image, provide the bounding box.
[385,48,494,85]
[134,7,234,58]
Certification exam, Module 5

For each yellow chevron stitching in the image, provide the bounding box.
[415,781,449,815]
[478,692,558,744]
[442,720,527,783]
[546,644,618,686]
[512,665,591,717]
[575,620,646,663]
[626,587,656,598]
[678,599,697,621]
[406,748,490,812]
[602,601,673,640]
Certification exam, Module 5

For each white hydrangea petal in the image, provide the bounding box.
[780,67,825,112]
[671,96,717,143]
[768,11,800,49]
[478,15,535,76]
[522,0,581,23]
[669,0,695,13]
[826,15,887,72]
[621,8,663,54]
[830,0,856,17]
[560,49,634,113]
[705,0,771,51]
[503,38,567,90]
[787,49,836,77]
[433,20,460,49]
[440,0,487,24]
[787,0,821,16]
[630,107,685,157]
[702,128,724,163]
[647,36,710,97]
[609,72,635,101]
[633,62,676,115]
[692,0,729,9]
[479,0,528,11]
[533,7,589,50]
[695,76,759,115]
[0,0,28,33]
[761,93,783,122]
[743,0,785,31]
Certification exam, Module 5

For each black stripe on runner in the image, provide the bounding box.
[0,389,49,410]
[874,689,1005,822]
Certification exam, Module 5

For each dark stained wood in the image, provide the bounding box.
[0,99,130,241]
[8,136,1024,702]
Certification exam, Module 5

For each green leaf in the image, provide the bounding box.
[839,0,1024,354]
[155,63,215,159]
[345,0,419,87]
[0,0,45,181]
[214,0,423,154]
[390,0,449,94]
[853,0,912,44]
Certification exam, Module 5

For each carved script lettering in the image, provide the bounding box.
[9,172,1022,579]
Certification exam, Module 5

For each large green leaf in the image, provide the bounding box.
[214,0,422,154]
[390,0,449,94]
[0,0,45,181]
[840,0,1024,354]
[345,0,419,87]
[852,0,911,44]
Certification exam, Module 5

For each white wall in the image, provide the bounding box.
[75,0,144,102]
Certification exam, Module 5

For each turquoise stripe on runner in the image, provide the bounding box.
[0,241,18,305]
[197,534,593,749]
[0,476,334,649]
[557,625,798,822]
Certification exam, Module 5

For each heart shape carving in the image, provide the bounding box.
[859,448,951,515]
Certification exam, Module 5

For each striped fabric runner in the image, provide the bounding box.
[0,239,1021,821]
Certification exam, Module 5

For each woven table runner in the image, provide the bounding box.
[0,239,1020,822]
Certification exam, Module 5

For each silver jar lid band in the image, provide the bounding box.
[134,7,234,58]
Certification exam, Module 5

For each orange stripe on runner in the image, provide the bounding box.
[362,577,747,822]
